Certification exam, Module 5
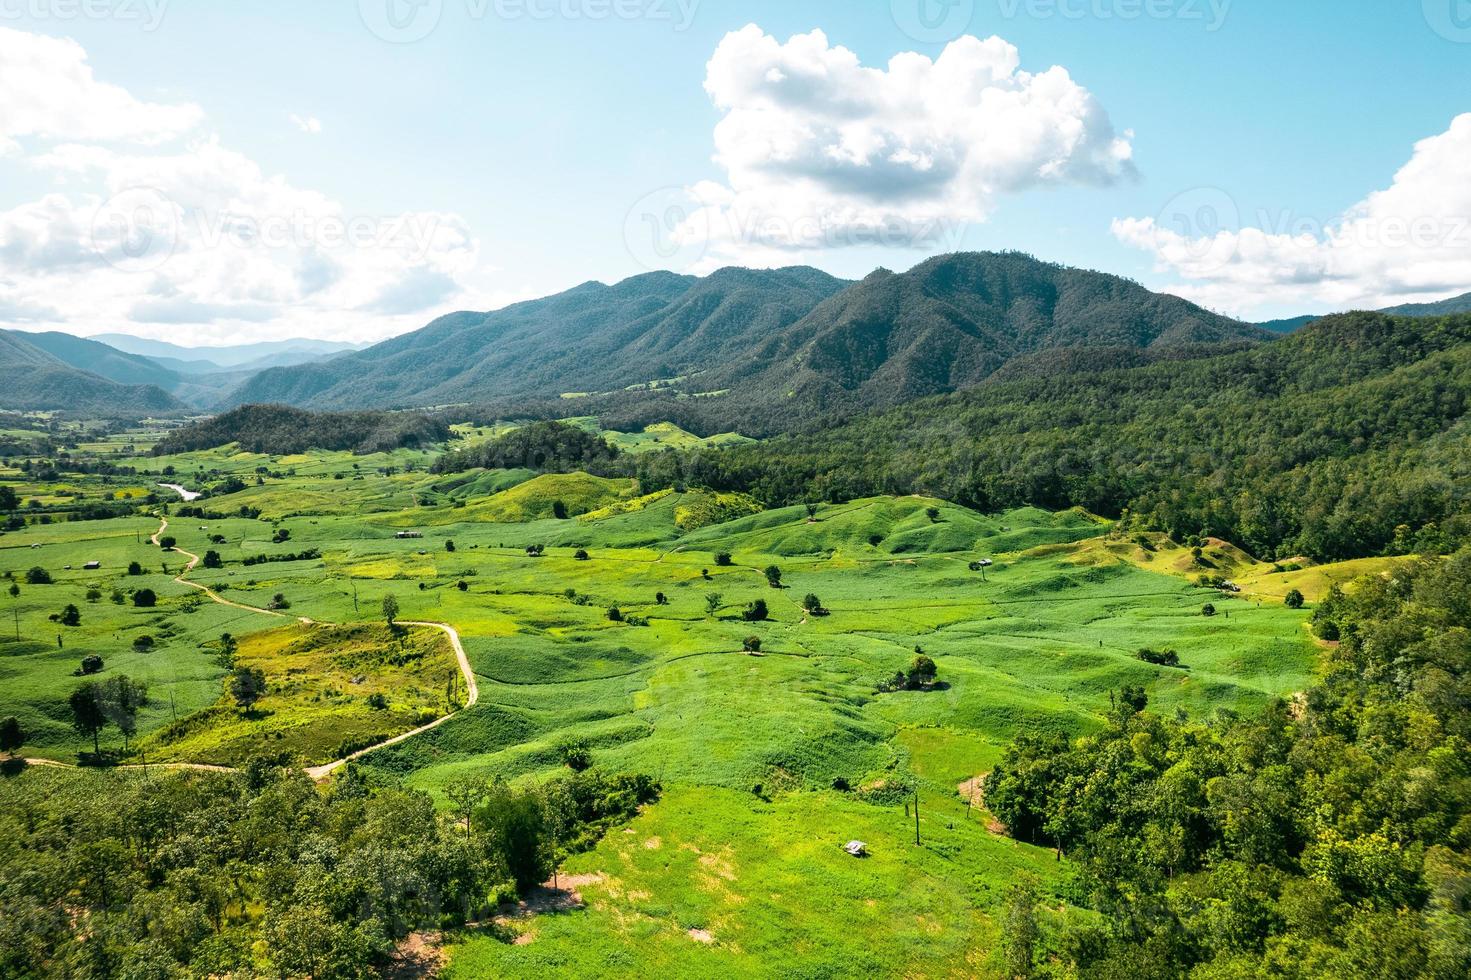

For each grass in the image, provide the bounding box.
[0,431,1346,977]
[140,623,457,766]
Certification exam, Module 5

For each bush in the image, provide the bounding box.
[25,567,51,585]
[607,607,623,622]
[742,599,768,622]
[158,536,176,550]
[1137,648,1181,667]
[127,561,143,576]
[715,552,733,567]
[202,550,223,569]
[366,692,388,710]
[132,636,155,652]
[1201,603,1217,617]
[58,604,81,627]
[78,654,104,675]
[744,636,762,653]
[574,549,590,561]
[132,589,157,608]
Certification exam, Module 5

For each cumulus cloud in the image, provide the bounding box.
[290,114,323,135]
[659,26,1134,268]
[0,27,201,152]
[0,28,479,344]
[1112,114,1471,316]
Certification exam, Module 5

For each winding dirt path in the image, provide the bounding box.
[25,516,480,781]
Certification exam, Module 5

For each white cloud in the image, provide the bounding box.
[0,27,201,152]
[1113,114,1471,317]
[290,114,323,135]
[660,26,1134,268]
[0,28,480,344]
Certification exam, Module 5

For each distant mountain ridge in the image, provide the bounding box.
[0,330,186,416]
[1256,290,1471,333]
[228,252,1269,428]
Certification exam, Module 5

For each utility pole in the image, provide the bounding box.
[914,790,921,846]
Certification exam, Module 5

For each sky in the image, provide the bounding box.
[1,0,1469,346]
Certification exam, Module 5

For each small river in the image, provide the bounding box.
[158,483,202,502]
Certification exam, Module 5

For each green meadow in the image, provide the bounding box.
[0,430,1323,975]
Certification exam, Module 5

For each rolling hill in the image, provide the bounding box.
[226,253,1269,428]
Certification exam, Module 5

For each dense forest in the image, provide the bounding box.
[630,311,1471,562]
[431,421,620,475]
[982,547,1471,978]
[0,761,656,977]
[151,405,451,456]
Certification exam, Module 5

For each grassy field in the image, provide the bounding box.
[0,431,1332,976]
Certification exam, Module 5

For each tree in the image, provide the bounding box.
[574,549,590,561]
[552,500,569,520]
[0,716,23,757]
[25,567,51,585]
[560,740,592,772]
[202,550,223,569]
[655,592,668,605]
[229,667,266,713]
[705,593,723,617]
[926,506,941,523]
[69,683,107,755]
[1285,588,1305,609]
[0,485,17,512]
[79,654,104,675]
[133,589,157,608]
[744,635,762,653]
[743,599,769,622]
[907,654,938,688]
[764,565,783,588]
[59,604,81,627]
[85,586,102,603]
[269,593,290,610]
[382,594,400,627]
[445,539,456,553]
[1202,603,1217,617]
[7,583,17,599]
[607,607,623,622]
[802,593,825,616]
[159,536,176,550]
[127,561,143,576]
[715,552,733,567]
[100,675,147,752]
[1000,878,1040,979]
[805,501,819,520]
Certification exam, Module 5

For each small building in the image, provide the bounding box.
[394,531,424,540]
[84,561,101,570]
[843,840,869,857]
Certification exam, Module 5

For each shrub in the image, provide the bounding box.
[366,692,389,710]
[715,552,733,567]
[202,550,223,569]
[1201,603,1217,617]
[743,636,762,653]
[1137,648,1181,667]
[132,589,157,608]
[574,549,590,561]
[25,567,51,585]
[607,607,623,622]
[127,561,143,576]
[132,635,155,652]
[742,599,768,622]
[59,604,81,627]
[78,654,104,675]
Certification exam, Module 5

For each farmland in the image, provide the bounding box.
[0,421,1326,976]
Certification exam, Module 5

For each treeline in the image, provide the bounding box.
[983,549,1471,977]
[432,420,620,475]
[0,761,657,977]
[629,312,1471,562]
[152,404,451,456]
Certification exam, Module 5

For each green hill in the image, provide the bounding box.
[0,331,186,416]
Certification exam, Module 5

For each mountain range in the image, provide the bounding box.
[2,253,1467,425]
[227,252,1271,428]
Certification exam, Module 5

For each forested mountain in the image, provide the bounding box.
[636,311,1471,562]
[1381,290,1471,316]
[16,330,181,390]
[151,404,450,455]
[92,334,365,371]
[0,330,186,416]
[226,253,1266,426]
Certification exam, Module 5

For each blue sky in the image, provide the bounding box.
[2,0,1469,343]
